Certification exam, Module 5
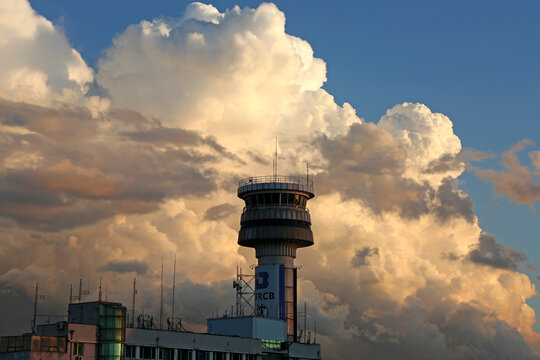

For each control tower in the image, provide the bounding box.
[237,175,314,341]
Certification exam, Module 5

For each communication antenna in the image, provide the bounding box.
[172,253,176,320]
[131,277,137,327]
[75,278,89,303]
[160,257,164,330]
[98,277,103,302]
[233,266,255,317]
[32,282,45,333]
[306,162,310,183]
[272,137,278,179]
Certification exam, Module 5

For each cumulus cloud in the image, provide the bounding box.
[96,2,354,158]
[0,0,101,109]
[472,139,540,205]
[378,102,463,186]
[467,233,527,270]
[0,2,539,359]
[98,260,149,275]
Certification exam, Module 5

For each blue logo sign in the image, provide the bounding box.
[256,271,269,290]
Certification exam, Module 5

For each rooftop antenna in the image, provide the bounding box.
[77,278,89,303]
[172,253,176,321]
[273,137,278,179]
[69,284,72,305]
[131,277,137,328]
[306,161,310,183]
[32,282,45,333]
[160,257,164,330]
[98,277,102,302]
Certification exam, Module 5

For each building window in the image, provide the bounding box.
[141,346,155,359]
[125,345,136,359]
[73,342,84,356]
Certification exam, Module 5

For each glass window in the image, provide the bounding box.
[271,193,279,204]
[125,345,135,358]
[142,346,153,359]
[245,196,255,206]
[73,342,84,356]
[294,194,300,208]
[179,349,189,360]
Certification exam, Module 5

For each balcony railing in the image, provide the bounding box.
[238,175,313,187]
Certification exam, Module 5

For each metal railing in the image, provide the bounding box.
[238,175,313,187]
[242,205,309,213]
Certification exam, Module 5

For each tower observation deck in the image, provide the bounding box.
[237,175,314,342]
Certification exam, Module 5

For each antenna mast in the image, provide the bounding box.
[98,277,102,302]
[274,138,278,179]
[172,254,176,320]
[33,282,38,333]
[32,282,45,333]
[131,277,137,327]
[160,257,164,330]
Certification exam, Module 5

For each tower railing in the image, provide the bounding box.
[238,175,313,187]
[242,205,310,213]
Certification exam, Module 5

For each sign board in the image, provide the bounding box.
[255,264,285,319]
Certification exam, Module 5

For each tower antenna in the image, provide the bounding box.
[32,282,45,333]
[160,257,164,330]
[274,137,278,179]
[172,253,176,321]
[98,277,102,302]
[131,277,137,327]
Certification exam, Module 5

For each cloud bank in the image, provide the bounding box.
[0,2,539,359]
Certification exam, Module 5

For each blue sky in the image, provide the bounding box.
[5,0,538,349]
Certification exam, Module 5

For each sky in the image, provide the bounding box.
[0,1,539,359]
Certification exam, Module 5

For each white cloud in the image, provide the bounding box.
[0,0,96,107]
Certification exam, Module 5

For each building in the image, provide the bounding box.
[0,175,321,360]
